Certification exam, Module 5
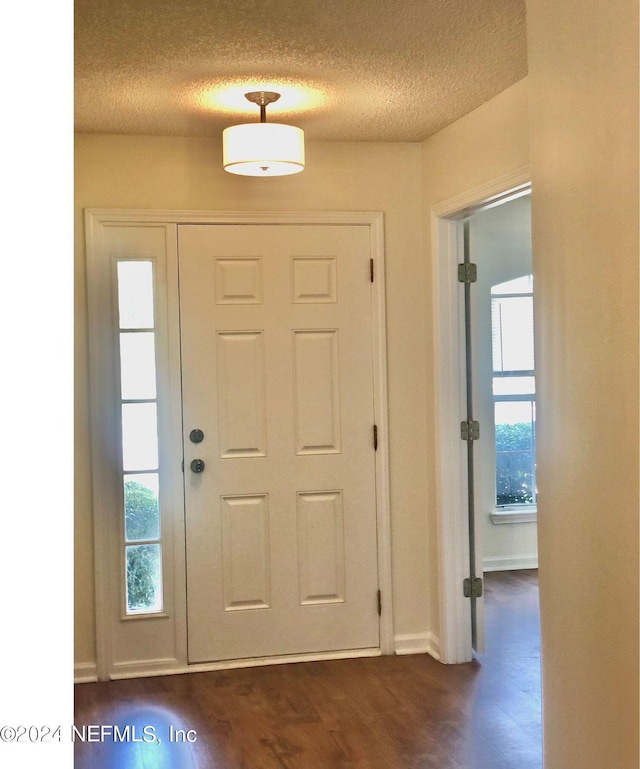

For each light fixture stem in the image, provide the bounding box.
[245,91,280,124]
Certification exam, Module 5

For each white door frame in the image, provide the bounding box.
[430,168,531,664]
[84,209,394,680]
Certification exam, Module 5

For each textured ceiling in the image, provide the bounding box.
[74,0,527,142]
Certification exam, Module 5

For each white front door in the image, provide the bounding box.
[178,224,380,663]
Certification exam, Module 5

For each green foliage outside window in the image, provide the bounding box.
[124,480,161,612]
[126,544,161,611]
[125,480,159,540]
[495,422,535,506]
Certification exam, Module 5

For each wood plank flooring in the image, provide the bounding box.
[74,570,541,769]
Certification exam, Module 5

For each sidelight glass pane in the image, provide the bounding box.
[124,473,160,542]
[126,544,163,613]
[121,402,159,471]
[117,261,154,329]
[116,258,164,616]
[119,332,157,400]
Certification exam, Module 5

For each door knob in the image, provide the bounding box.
[190,458,206,473]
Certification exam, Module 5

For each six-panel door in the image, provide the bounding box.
[178,224,380,663]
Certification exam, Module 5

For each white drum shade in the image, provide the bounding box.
[223,122,305,176]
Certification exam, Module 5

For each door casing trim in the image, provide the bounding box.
[84,209,393,679]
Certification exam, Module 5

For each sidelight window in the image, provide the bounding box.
[116,261,164,614]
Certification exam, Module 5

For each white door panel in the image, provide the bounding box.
[178,224,380,663]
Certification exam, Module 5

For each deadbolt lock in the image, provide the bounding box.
[189,428,204,443]
[190,458,205,473]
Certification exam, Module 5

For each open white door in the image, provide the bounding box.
[461,219,485,654]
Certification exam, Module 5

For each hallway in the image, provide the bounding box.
[471,569,542,768]
[74,571,541,768]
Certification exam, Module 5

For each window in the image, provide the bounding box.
[491,275,536,507]
[116,261,164,614]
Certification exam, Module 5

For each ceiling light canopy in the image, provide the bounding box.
[223,91,305,177]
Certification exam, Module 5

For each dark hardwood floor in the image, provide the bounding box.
[74,570,541,768]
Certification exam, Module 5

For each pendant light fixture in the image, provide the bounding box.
[222,91,305,177]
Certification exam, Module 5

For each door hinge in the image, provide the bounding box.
[370,258,375,283]
[463,577,483,599]
[460,420,480,441]
[377,589,382,616]
[457,262,477,283]
[373,424,378,451]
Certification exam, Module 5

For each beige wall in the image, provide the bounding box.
[74,137,429,664]
[527,0,639,766]
[420,77,531,634]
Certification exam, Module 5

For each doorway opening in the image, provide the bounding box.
[459,191,538,654]
[466,193,538,588]
[465,194,541,763]
[431,168,536,664]
[432,179,542,763]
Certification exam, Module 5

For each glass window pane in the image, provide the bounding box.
[495,400,535,428]
[124,474,160,542]
[496,452,535,505]
[495,400,536,506]
[126,544,163,613]
[120,332,157,400]
[121,403,159,471]
[495,416,533,452]
[493,376,536,396]
[117,261,154,329]
[491,295,534,372]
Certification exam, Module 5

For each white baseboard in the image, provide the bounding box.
[394,632,441,661]
[74,662,98,684]
[84,640,451,682]
[109,648,382,680]
[483,554,538,572]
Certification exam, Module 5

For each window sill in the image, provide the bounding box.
[490,507,537,525]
